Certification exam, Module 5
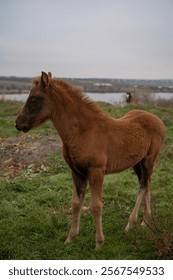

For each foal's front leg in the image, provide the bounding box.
[65,172,87,243]
[89,167,104,249]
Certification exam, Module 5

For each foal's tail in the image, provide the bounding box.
[154,115,165,144]
[148,114,165,165]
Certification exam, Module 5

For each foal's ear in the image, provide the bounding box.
[41,71,50,88]
[48,72,52,79]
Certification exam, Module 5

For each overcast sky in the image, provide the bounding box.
[0,0,173,79]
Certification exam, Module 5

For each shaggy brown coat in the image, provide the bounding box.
[15,72,165,248]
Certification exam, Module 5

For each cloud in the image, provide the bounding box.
[0,0,173,78]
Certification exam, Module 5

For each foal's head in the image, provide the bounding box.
[15,72,52,132]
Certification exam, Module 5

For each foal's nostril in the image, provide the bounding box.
[15,123,21,131]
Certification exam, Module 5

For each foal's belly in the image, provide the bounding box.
[104,126,149,173]
[105,152,143,174]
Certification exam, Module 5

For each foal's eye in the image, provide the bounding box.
[30,99,36,105]
[27,96,44,112]
[28,97,37,110]
[29,98,37,106]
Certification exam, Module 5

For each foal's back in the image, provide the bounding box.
[105,109,164,139]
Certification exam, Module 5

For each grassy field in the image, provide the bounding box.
[0,100,173,260]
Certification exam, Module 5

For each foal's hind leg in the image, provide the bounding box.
[141,188,151,226]
[125,185,147,231]
[125,159,152,231]
[141,150,159,226]
[141,138,164,226]
[65,172,87,243]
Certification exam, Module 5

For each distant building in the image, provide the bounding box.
[94,83,112,87]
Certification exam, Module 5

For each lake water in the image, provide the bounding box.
[0,92,173,104]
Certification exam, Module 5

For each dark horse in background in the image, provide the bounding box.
[126,92,139,105]
[15,72,165,248]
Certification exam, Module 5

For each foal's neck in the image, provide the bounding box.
[49,80,104,144]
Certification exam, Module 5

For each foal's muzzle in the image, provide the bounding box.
[15,123,22,131]
[15,122,30,133]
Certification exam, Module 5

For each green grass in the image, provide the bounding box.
[0,100,173,259]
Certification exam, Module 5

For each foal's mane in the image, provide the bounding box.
[52,78,105,116]
[33,76,105,116]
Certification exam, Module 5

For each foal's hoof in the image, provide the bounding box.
[125,221,135,232]
[141,219,150,227]
[141,220,147,227]
[125,223,131,232]
[95,240,104,250]
[64,236,73,244]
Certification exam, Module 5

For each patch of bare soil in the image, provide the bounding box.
[0,134,62,178]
